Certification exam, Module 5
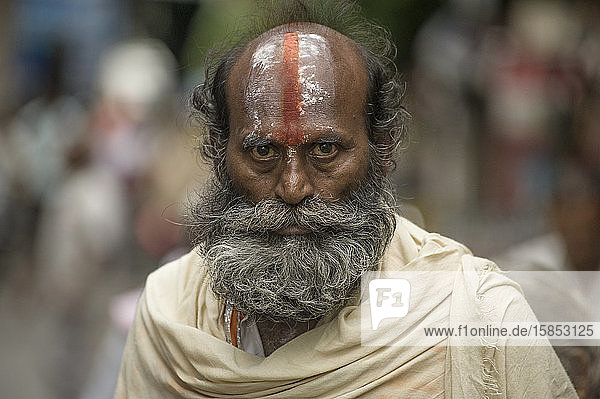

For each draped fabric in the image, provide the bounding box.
[115,217,576,398]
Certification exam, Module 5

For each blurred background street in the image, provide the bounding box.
[0,0,599,398]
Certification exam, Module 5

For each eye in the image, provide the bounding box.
[250,145,277,160]
[310,142,338,158]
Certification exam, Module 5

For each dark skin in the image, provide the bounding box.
[225,24,370,205]
[223,24,372,355]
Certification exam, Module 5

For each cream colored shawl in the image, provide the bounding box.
[115,217,576,398]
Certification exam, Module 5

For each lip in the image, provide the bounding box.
[276,225,312,235]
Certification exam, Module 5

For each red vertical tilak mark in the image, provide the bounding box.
[280,32,302,146]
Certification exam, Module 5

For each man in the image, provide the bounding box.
[497,162,600,398]
[115,1,577,397]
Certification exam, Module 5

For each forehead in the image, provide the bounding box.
[249,31,335,110]
[226,25,368,144]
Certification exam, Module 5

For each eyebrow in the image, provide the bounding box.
[242,132,271,149]
[312,131,345,143]
[241,129,348,149]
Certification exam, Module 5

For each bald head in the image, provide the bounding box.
[227,23,368,146]
[223,24,372,203]
[192,3,406,183]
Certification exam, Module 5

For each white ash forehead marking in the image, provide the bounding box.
[298,69,324,107]
[246,36,284,131]
[297,33,334,114]
[250,37,280,73]
[286,147,297,164]
[244,32,336,129]
[297,33,328,58]
[313,124,336,132]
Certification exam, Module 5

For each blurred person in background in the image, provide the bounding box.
[2,0,130,279]
[87,37,199,272]
[0,1,203,398]
[115,1,575,397]
[34,137,127,399]
[89,39,178,194]
[550,165,600,274]
[494,82,600,396]
[78,126,200,399]
[499,161,600,274]
[410,0,497,235]
[541,163,600,398]
[408,0,599,256]
[495,161,600,398]
[478,0,585,218]
[0,0,130,286]
[31,38,191,399]
[75,38,200,399]
[6,42,87,270]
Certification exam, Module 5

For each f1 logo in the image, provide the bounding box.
[369,279,411,330]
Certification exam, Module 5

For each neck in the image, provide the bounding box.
[255,317,319,356]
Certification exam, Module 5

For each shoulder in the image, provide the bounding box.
[147,250,203,289]
[385,215,492,273]
[143,249,207,322]
[387,216,525,318]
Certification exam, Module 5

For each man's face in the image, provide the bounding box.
[225,30,371,209]
[190,26,396,322]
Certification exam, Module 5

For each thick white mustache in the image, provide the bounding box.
[188,171,397,321]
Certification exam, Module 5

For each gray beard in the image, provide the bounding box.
[188,170,397,322]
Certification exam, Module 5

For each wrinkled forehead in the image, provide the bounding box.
[226,25,368,138]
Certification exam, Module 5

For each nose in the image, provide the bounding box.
[274,152,314,205]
